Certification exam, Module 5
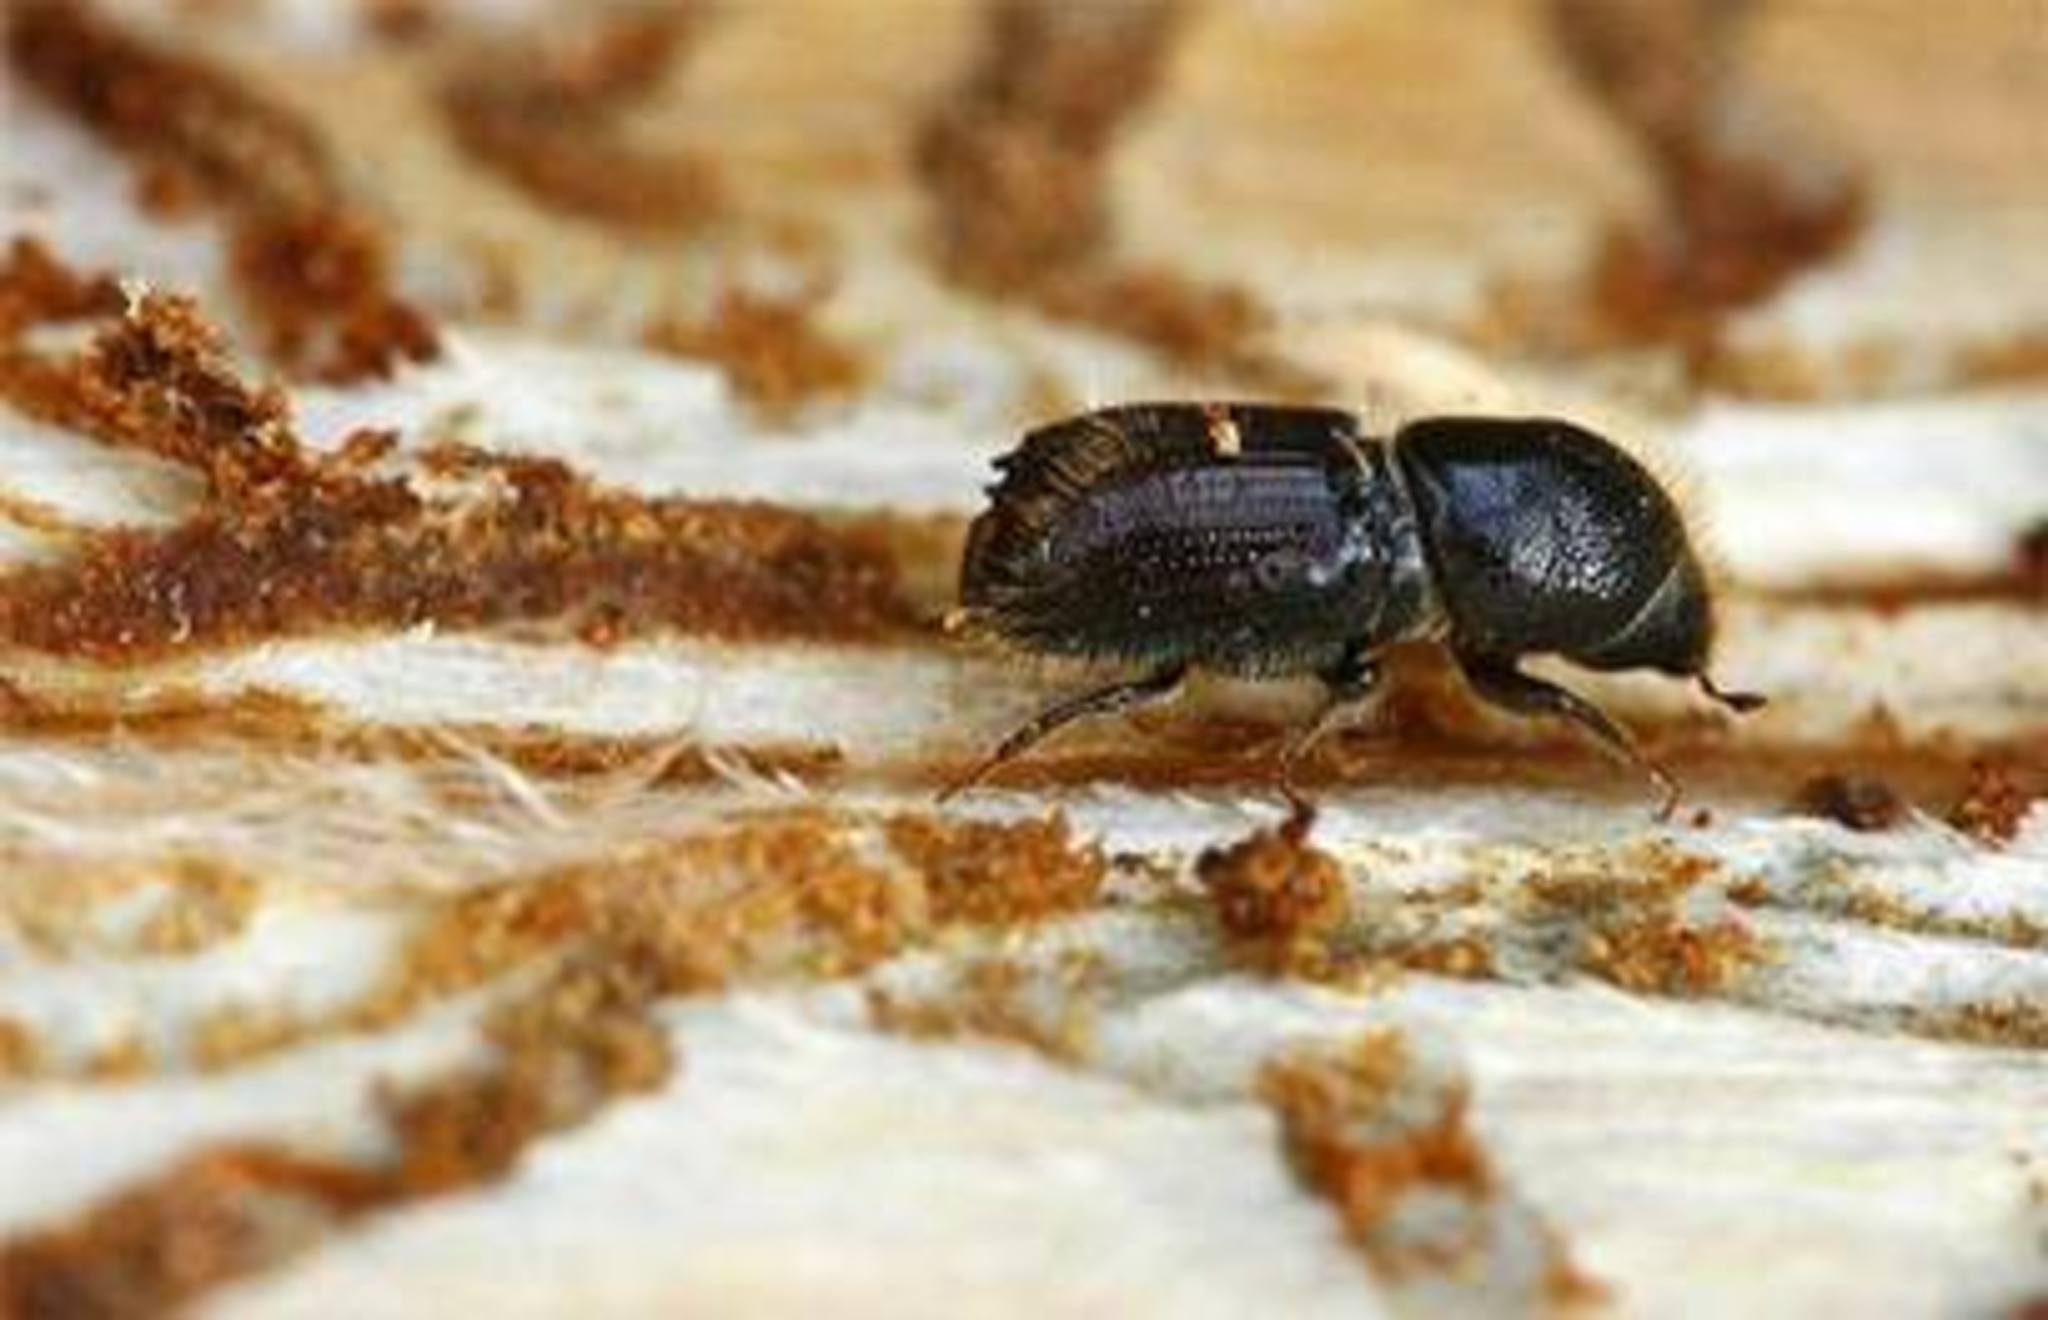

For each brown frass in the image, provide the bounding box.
[1796,772,1911,832]
[435,2,724,232]
[914,0,1309,386]
[0,243,917,660]
[1546,0,1867,356]
[6,0,440,382]
[1198,802,1350,976]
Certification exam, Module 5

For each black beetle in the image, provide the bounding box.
[942,402,1763,810]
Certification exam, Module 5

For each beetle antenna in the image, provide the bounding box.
[1698,673,1766,715]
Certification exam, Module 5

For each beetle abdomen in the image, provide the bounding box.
[959,404,1396,676]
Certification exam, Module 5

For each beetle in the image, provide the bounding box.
[941,402,1763,811]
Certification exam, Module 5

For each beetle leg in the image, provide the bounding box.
[1697,672,1767,715]
[1456,653,1681,819]
[1278,649,1383,788]
[939,663,1189,801]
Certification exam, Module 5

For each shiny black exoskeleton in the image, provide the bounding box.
[945,402,1763,808]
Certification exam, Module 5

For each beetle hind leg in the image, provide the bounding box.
[939,663,1189,801]
[1456,653,1681,819]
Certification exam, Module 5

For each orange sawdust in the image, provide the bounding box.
[1198,802,1350,976]
[1034,267,1312,390]
[1795,771,1911,832]
[0,236,125,335]
[643,287,869,417]
[1546,0,1867,357]
[0,843,263,963]
[81,1036,156,1082]
[228,213,440,385]
[131,858,259,957]
[1521,844,1718,910]
[0,1018,40,1078]
[1259,1032,1491,1257]
[0,946,678,1312]
[388,955,674,1196]
[1259,1030,1603,1298]
[435,2,724,233]
[916,0,1184,288]
[0,808,1119,1308]
[0,485,90,542]
[6,0,440,382]
[886,811,1107,926]
[1948,759,2036,848]
[360,0,439,44]
[190,1005,318,1074]
[0,1146,392,1317]
[1748,856,2046,954]
[867,956,1098,1063]
[379,810,1110,1053]
[1954,331,2048,389]
[914,0,1313,387]
[379,809,1107,1025]
[1913,999,2048,1051]
[1388,936,1499,982]
[1576,907,1763,997]
[1522,845,1766,997]
[0,247,919,660]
